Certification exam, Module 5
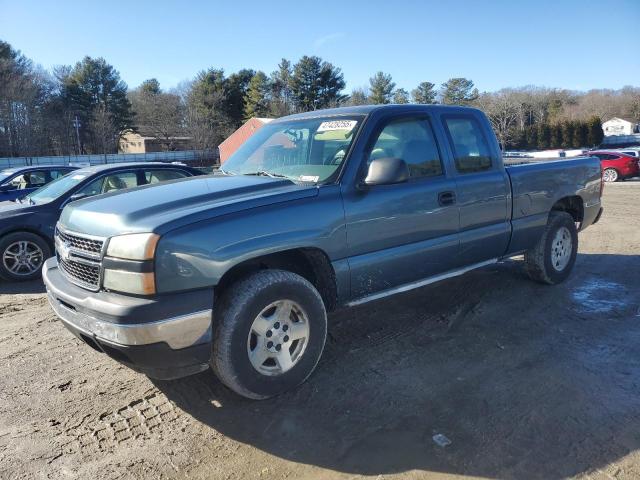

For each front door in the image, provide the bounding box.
[342,115,460,300]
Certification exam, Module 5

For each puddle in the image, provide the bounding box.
[572,278,627,314]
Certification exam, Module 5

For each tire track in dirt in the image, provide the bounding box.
[53,391,186,459]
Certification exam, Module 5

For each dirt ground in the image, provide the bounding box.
[1,183,639,480]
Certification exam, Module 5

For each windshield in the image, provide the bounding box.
[25,171,90,205]
[222,116,363,183]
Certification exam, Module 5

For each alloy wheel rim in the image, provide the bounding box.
[2,241,44,276]
[551,226,572,272]
[247,299,310,376]
[603,169,617,182]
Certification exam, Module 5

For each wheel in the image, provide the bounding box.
[211,269,327,399]
[602,168,619,182]
[0,232,51,282]
[524,211,578,285]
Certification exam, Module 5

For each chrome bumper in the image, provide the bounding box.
[43,257,212,350]
[47,291,212,349]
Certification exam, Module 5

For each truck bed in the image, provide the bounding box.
[505,156,602,253]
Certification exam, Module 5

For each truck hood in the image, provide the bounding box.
[59,175,318,238]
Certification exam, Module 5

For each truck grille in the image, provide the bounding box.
[55,225,105,291]
[58,256,101,290]
[56,227,104,256]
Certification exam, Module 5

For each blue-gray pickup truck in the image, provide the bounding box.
[43,105,603,399]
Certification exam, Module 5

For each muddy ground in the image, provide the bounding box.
[1,183,639,480]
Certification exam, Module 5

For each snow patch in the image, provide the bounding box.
[572,278,626,314]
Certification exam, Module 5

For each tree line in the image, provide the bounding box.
[508,118,604,151]
[1,38,639,157]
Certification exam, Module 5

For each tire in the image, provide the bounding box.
[603,168,619,182]
[0,232,51,282]
[524,211,578,285]
[211,269,327,399]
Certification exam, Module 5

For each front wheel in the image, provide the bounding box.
[603,168,619,182]
[524,211,578,285]
[0,232,51,281]
[211,269,327,399]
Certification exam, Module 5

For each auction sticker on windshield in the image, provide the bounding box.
[317,120,357,132]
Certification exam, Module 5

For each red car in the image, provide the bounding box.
[590,150,640,182]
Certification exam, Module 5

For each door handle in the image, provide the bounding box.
[438,191,456,206]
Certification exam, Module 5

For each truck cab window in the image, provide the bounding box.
[444,116,493,174]
[368,118,443,178]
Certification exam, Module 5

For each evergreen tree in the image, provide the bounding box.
[549,123,563,149]
[187,68,234,148]
[537,123,551,149]
[393,88,410,104]
[226,69,255,126]
[561,121,575,149]
[411,81,437,104]
[368,72,395,104]
[586,116,604,146]
[243,71,270,120]
[347,88,369,106]
[510,128,527,150]
[440,78,479,105]
[525,125,538,150]
[59,56,133,153]
[139,78,161,95]
[290,56,346,111]
[270,59,293,116]
[574,121,589,148]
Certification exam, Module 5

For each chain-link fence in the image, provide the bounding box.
[0,150,219,168]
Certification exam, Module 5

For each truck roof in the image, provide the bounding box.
[276,104,481,122]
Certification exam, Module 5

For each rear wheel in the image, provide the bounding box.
[0,232,51,281]
[211,269,327,399]
[524,211,578,285]
[603,168,619,182]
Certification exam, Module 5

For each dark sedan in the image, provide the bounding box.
[0,162,202,281]
[0,165,78,202]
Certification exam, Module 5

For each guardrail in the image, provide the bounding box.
[0,150,219,168]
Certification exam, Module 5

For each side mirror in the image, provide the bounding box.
[363,157,410,186]
[0,184,15,193]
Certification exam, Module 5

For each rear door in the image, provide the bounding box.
[440,113,510,266]
[342,113,460,299]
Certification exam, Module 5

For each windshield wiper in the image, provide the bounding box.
[243,171,289,179]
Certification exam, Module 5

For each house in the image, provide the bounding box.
[218,117,273,163]
[602,117,639,136]
[119,129,193,153]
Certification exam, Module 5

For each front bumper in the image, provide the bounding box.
[42,257,213,379]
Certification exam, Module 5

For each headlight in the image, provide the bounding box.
[106,233,159,260]
[103,269,155,295]
[103,232,159,295]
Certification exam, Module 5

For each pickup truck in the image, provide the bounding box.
[43,105,603,399]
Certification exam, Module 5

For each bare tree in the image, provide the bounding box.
[129,82,186,151]
[89,104,119,154]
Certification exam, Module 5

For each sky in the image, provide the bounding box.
[1,0,639,94]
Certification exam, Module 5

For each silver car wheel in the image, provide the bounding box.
[2,240,44,276]
[551,226,572,272]
[603,168,618,182]
[247,299,310,376]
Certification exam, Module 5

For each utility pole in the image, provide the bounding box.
[73,115,82,155]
